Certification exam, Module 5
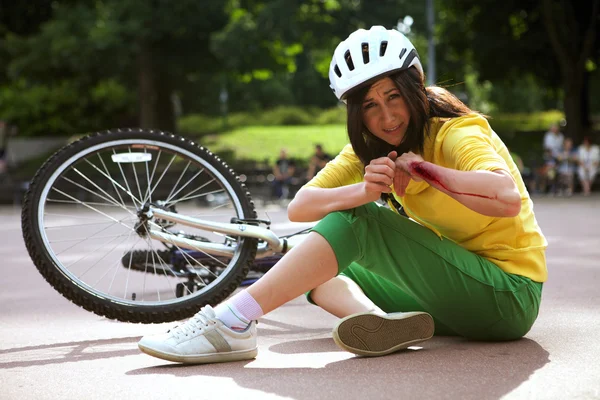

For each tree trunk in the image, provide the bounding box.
[156,72,176,133]
[138,44,158,129]
[581,70,591,134]
[563,76,585,142]
[541,0,599,143]
[137,43,176,132]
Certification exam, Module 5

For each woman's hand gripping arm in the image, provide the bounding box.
[288,152,397,222]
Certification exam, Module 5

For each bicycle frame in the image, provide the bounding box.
[147,207,308,259]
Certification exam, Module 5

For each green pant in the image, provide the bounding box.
[310,202,543,341]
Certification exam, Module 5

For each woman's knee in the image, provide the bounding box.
[311,208,372,271]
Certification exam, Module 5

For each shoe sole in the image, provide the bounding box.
[332,312,434,357]
[138,344,258,364]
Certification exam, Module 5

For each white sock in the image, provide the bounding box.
[214,290,264,331]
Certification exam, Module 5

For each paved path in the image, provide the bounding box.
[1,196,599,400]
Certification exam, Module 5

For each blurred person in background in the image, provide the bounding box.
[555,138,578,196]
[577,136,600,196]
[272,148,296,201]
[138,26,547,365]
[543,123,564,157]
[306,144,332,180]
[537,148,558,195]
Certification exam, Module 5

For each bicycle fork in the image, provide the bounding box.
[145,207,307,259]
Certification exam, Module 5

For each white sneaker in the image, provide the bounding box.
[138,305,258,364]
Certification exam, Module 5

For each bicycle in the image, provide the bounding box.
[21,128,310,324]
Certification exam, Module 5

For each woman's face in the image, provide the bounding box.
[361,77,410,146]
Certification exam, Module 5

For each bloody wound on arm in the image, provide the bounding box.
[410,162,495,200]
[408,161,521,217]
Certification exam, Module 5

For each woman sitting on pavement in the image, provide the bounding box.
[138,26,548,364]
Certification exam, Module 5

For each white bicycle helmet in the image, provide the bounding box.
[329,25,423,101]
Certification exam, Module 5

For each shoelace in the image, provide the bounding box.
[169,308,216,338]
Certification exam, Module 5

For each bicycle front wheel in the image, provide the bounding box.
[22,129,258,323]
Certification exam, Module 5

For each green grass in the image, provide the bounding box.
[487,110,564,138]
[200,124,349,165]
[195,114,561,167]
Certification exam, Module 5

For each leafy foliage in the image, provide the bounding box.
[0,78,134,136]
[438,0,600,140]
[0,0,597,139]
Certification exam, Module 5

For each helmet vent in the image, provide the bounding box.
[361,43,370,64]
[344,50,355,71]
[399,48,407,59]
[379,41,388,56]
[334,65,342,77]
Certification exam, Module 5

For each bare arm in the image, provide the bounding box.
[289,153,396,222]
[407,161,522,218]
[288,184,372,222]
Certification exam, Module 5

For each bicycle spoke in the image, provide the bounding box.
[44,212,131,221]
[97,153,127,209]
[164,160,191,204]
[85,156,142,208]
[142,148,154,204]
[164,167,205,204]
[167,185,221,206]
[146,153,177,202]
[112,149,144,209]
[50,187,137,232]
[92,231,138,289]
[44,219,132,229]
[61,173,135,214]
[45,199,137,210]
[72,229,135,278]
[128,147,145,208]
[50,233,131,244]
[165,242,218,290]
[177,248,220,282]
[143,238,178,301]
[108,235,141,296]
[141,244,151,301]
[52,218,125,257]
[209,202,231,211]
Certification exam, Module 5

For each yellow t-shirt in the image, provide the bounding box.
[305,113,548,282]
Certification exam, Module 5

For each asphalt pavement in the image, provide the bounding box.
[1,196,599,400]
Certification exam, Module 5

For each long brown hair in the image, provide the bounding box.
[346,67,477,167]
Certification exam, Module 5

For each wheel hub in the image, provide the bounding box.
[134,201,178,237]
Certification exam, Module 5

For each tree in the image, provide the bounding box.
[439,0,600,142]
[2,0,228,133]
[1,1,438,134]
[542,0,600,140]
[210,0,428,110]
